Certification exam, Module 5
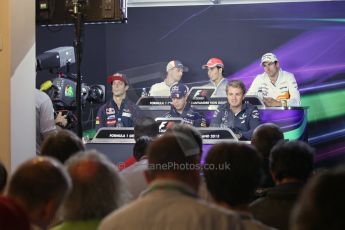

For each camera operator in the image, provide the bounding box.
[95,73,142,131]
[55,111,68,128]
[36,89,68,155]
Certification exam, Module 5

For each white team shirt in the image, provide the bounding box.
[247,69,301,106]
[149,81,173,96]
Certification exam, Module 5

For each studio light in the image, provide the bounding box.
[36,46,75,71]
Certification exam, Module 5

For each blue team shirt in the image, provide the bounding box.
[95,98,141,131]
[210,102,260,140]
[164,104,206,127]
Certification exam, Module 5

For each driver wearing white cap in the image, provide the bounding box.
[247,53,300,107]
[149,60,188,96]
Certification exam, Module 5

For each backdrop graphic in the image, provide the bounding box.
[36,1,345,166]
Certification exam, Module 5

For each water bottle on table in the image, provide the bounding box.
[141,88,148,97]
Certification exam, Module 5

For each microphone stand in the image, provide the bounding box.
[71,1,84,138]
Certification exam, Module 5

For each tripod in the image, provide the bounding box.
[71,0,85,138]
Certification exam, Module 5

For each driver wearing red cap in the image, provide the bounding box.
[202,57,228,97]
[95,73,142,130]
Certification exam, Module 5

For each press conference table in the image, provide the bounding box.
[139,106,308,141]
[86,127,240,164]
[136,95,308,140]
[86,105,308,165]
[86,94,308,164]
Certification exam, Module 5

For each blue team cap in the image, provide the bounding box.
[170,84,189,98]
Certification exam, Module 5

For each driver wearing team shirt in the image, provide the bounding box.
[211,80,260,140]
[247,53,300,107]
[95,73,141,130]
[163,84,206,127]
[149,60,188,96]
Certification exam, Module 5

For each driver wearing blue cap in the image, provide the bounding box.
[163,84,206,127]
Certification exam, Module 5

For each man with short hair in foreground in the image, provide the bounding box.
[99,133,242,230]
[51,150,129,230]
[1,156,71,230]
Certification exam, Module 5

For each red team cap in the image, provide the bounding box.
[107,73,128,85]
[202,58,224,69]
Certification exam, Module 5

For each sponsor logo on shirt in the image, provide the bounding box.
[107,115,116,120]
[239,113,247,123]
[186,113,195,118]
[252,110,260,119]
[277,91,290,100]
[213,110,220,118]
[183,118,193,125]
[201,118,206,127]
[279,86,288,90]
[122,112,132,118]
[107,120,116,125]
[239,114,247,120]
[106,108,115,115]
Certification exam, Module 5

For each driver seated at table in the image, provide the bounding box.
[95,73,141,131]
[246,53,301,107]
[163,83,206,127]
[210,80,260,140]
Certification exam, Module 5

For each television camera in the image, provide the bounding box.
[37,46,105,129]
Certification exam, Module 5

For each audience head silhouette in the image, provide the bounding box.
[7,156,71,229]
[41,129,85,163]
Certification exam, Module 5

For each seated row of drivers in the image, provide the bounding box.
[95,73,259,140]
[95,52,301,140]
[149,53,301,107]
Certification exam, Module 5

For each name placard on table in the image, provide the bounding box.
[136,93,263,111]
[191,95,264,108]
[136,96,171,110]
[155,117,184,133]
[91,127,135,143]
[196,127,238,144]
[91,127,239,144]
